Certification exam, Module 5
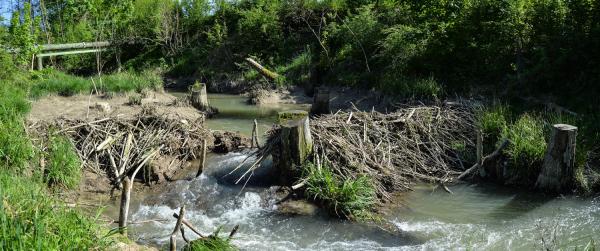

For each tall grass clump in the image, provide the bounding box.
[29,70,90,98]
[477,103,509,150]
[183,234,237,251]
[501,114,547,179]
[0,172,110,250]
[97,70,163,93]
[303,161,376,220]
[0,85,34,172]
[45,134,81,189]
[29,69,163,98]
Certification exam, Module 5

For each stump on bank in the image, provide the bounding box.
[310,87,330,115]
[190,82,209,111]
[536,124,578,193]
[273,110,313,185]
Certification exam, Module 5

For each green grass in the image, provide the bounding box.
[303,161,376,220]
[0,84,34,172]
[478,103,509,148]
[183,236,237,251]
[45,134,81,189]
[0,71,115,249]
[0,172,111,250]
[29,69,163,98]
[502,114,547,170]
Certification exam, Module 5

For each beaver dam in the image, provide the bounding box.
[38,92,599,250]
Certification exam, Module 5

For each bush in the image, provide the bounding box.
[0,172,110,250]
[45,135,81,189]
[304,161,376,220]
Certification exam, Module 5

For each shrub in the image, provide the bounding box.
[304,161,376,220]
[45,135,81,189]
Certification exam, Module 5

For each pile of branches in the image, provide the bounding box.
[236,103,477,202]
[310,104,476,200]
[50,107,209,186]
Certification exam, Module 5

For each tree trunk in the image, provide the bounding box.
[273,111,313,185]
[310,87,330,115]
[190,83,209,111]
[536,124,578,193]
[118,177,132,235]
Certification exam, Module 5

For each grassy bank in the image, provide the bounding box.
[0,68,164,249]
[29,69,163,98]
[478,103,600,192]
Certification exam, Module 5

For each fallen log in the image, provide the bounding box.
[245,58,280,80]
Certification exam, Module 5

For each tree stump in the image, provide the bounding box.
[273,110,313,185]
[190,83,209,111]
[536,124,578,193]
[310,87,330,115]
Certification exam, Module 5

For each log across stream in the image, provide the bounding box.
[97,93,599,250]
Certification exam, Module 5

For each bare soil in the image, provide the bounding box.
[27,91,204,123]
[248,86,391,112]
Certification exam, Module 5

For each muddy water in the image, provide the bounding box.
[122,93,599,250]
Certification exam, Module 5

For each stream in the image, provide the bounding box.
[110,93,599,250]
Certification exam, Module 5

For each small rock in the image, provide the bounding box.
[277,200,319,216]
[93,102,111,113]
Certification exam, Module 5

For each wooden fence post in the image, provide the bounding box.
[536,124,578,192]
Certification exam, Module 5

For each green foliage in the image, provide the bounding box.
[8,3,40,69]
[304,161,376,220]
[501,114,547,174]
[0,172,110,250]
[45,135,81,189]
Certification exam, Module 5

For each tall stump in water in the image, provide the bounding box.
[190,82,209,111]
[310,87,330,115]
[536,124,578,193]
[273,110,313,185]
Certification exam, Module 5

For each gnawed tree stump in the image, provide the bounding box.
[273,110,313,185]
[190,83,209,111]
[310,87,330,115]
[536,124,578,193]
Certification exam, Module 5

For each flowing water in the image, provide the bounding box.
[119,93,599,250]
